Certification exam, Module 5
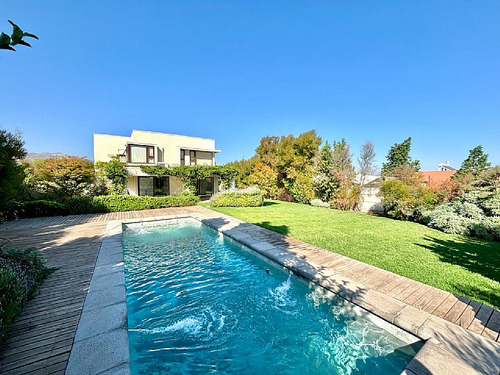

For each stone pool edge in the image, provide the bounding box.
[66,211,500,375]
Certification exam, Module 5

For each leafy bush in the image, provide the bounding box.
[14,200,68,218]
[65,195,200,214]
[310,199,330,208]
[426,204,475,236]
[0,244,52,338]
[426,191,500,240]
[210,188,264,207]
[330,185,361,211]
[380,179,436,221]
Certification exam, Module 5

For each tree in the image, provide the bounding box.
[460,145,491,174]
[381,137,420,175]
[332,138,355,187]
[33,156,96,198]
[314,142,335,202]
[330,139,359,210]
[0,129,26,209]
[357,141,376,187]
[248,162,280,199]
[0,21,38,51]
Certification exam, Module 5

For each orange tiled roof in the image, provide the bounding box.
[419,170,457,187]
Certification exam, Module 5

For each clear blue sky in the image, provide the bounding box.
[1,1,499,170]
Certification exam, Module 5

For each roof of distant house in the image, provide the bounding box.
[419,170,457,187]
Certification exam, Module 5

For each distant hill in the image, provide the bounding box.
[23,152,67,162]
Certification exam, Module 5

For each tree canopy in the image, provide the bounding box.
[460,145,491,174]
[0,129,26,209]
[381,137,420,175]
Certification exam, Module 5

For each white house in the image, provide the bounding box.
[93,130,221,197]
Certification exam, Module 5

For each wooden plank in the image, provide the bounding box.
[443,295,470,323]
[482,309,500,341]
[430,293,458,318]
[455,300,482,328]
[467,303,494,334]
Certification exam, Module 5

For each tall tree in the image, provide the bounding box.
[357,141,376,187]
[314,142,335,202]
[460,145,491,174]
[332,138,355,187]
[0,129,26,209]
[381,137,420,175]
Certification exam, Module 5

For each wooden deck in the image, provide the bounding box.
[0,206,498,374]
[0,208,195,375]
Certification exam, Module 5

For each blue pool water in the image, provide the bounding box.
[123,219,420,375]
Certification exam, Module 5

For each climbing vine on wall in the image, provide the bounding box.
[140,165,238,194]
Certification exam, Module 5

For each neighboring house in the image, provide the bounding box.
[419,163,457,188]
[93,130,221,197]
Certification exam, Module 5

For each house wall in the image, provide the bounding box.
[94,134,129,163]
[130,130,216,165]
[94,131,217,165]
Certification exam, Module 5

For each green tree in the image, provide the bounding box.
[0,129,26,210]
[460,145,491,174]
[0,21,38,51]
[381,137,420,175]
[314,142,336,201]
[33,156,96,198]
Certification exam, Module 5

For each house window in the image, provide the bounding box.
[197,177,214,196]
[138,177,154,196]
[128,145,155,164]
[190,150,197,166]
[180,149,186,165]
[138,176,169,196]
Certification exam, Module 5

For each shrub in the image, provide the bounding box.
[426,193,500,241]
[14,200,68,219]
[380,179,436,221]
[0,245,52,338]
[330,185,361,211]
[426,204,475,236]
[65,195,200,214]
[210,187,264,207]
[310,199,330,208]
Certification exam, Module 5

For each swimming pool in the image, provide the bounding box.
[123,218,421,374]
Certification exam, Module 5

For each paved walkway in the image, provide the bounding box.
[0,206,498,374]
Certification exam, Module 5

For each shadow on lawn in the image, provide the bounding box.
[254,221,289,236]
[417,236,500,283]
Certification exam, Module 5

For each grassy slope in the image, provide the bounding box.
[210,200,500,309]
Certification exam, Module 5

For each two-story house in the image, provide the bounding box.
[93,130,221,197]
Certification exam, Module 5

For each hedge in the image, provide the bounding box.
[210,188,264,207]
[64,195,200,214]
[3,195,200,219]
[0,245,52,339]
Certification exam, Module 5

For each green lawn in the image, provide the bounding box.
[209,200,500,309]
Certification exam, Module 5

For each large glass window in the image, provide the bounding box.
[197,177,214,196]
[138,177,154,196]
[180,149,185,165]
[190,150,197,166]
[154,177,169,196]
[128,145,155,164]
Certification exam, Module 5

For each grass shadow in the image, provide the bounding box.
[417,236,500,283]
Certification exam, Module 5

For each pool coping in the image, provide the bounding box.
[66,211,500,375]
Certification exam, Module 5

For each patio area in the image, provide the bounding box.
[0,207,499,374]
